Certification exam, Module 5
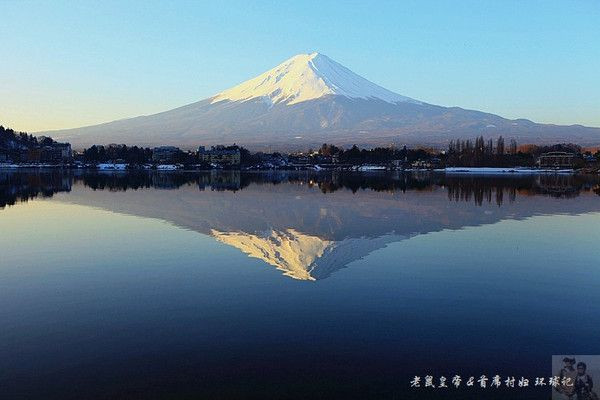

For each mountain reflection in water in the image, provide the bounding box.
[2,170,600,281]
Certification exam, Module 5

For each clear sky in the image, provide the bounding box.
[1,0,599,132]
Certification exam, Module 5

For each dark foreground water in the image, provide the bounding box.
[1,170,600,399]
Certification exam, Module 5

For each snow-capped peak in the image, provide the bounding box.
[211,52,420,106]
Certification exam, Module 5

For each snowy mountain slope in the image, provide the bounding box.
[212,52,420,105]
[44,52,600,148]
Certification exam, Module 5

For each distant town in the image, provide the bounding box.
[1,125,599,173]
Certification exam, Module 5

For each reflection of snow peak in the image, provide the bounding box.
[211,229,406,281]
[211,229,331,281]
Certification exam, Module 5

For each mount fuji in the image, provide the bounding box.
[47,52,600,149]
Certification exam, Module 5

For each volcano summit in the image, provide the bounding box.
[47,52,600,149]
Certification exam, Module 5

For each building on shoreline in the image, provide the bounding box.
[1,126,72,164]
[4,143,72,164]
[537,152,575,169]
[198,146,241,166]
[152,146,181,163]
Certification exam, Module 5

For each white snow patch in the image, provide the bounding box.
[156,164,180,170]
[445,167,574,174]
[97,163,128,170]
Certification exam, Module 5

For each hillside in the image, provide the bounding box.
[44,53,600,149]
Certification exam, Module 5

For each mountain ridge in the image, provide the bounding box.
[43,52,600,149]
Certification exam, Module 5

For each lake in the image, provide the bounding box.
[1,170,600,399]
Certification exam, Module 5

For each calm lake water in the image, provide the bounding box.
[1,170,600,399]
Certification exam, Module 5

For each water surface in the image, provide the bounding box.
[1,170,600,399]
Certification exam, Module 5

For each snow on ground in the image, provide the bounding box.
[156,164,179,170]
[444,167,575,174]
[97,163,128,170]
[211,52,420,106]
[0,163,63,168]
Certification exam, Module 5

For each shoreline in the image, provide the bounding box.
[0,163,589,175]
[442,167,576,174]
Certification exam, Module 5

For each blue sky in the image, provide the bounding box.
[1,0,599,132]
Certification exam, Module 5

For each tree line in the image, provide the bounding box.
[83,145,154,164]
[316,143,432,164]
[446,136,521,166]
[444,136,598,167]
[0,125,57,149]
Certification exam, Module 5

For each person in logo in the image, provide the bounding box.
[575,362,595,400]
[558,357,578,400]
